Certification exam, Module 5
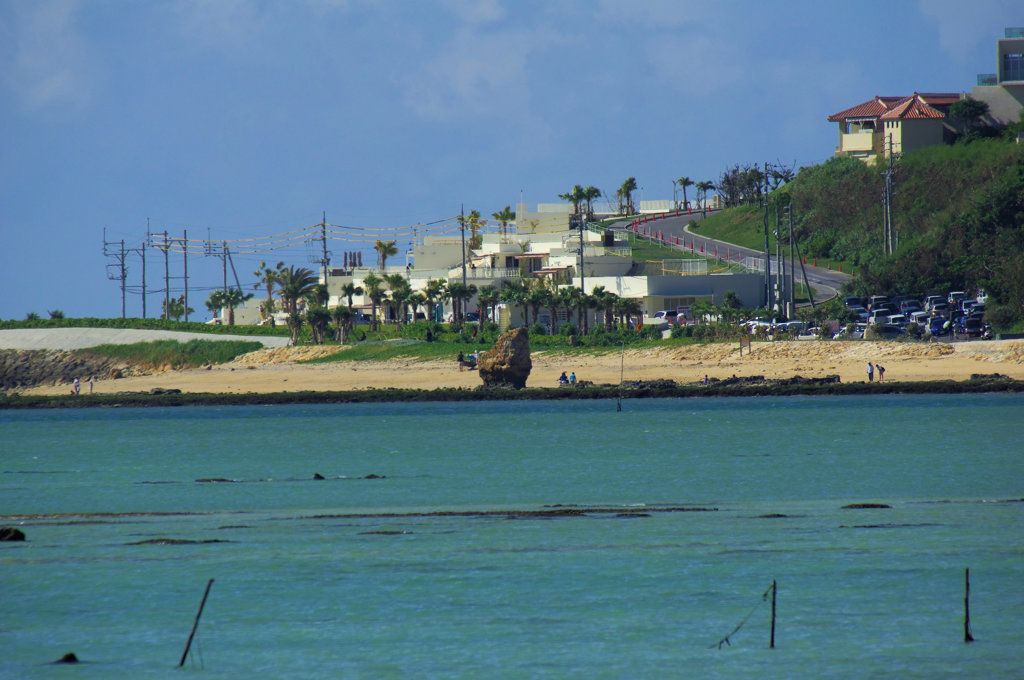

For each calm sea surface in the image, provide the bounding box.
[2,394,1022,679]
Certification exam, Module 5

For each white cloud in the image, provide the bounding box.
[402,25,564,121]
[439,0,506,25]
[1,0,92,110]
[917,0,1022,63]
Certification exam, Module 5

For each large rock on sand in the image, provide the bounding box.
[478,328,532,389]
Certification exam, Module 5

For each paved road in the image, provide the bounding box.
[0,328,289,350]
[613,211,850,304]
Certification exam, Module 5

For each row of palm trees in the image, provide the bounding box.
[559,176,717,217]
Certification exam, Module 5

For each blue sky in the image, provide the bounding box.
[1,0,1020,320]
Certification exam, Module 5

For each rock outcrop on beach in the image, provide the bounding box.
[477,328,532,389]
[0,350,125,392]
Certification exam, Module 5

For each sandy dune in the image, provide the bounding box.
[19,339,1024,395]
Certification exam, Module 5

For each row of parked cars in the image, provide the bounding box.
[843,291,990,339]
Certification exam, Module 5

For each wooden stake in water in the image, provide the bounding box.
[964,568,974,643]
[179,579,214,667]
[769,580,777,649]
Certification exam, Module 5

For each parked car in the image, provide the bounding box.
[900,299,923,315]
[925,295,945,312]
[873,324,905,340]
[848,305,869,321]
[833,323,867,340]
[653,310,679,322]
[948,291,967,306]
[929,317,950,336]
[463,312,480,322]
[961,318,984,337]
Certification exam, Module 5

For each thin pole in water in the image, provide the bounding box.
[617,340,625,411]
[964,568,974,643]
[769,580,777,649]
[179,579,214,667]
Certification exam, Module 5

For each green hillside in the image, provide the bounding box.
[690,139,1024,329]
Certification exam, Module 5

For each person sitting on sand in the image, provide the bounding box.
[559,371,568,386]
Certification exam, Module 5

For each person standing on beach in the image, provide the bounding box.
[866,362,874,382]
[457,351,465,372]
[88,376,94,393]
[74,377,80,394]
[569,372,576,385]
[876,364,885,382]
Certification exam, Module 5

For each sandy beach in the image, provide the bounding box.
[18,339,1024,396]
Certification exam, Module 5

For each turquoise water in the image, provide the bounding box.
[2,395,1022,678]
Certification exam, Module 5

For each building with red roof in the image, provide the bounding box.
[827,93,960,163]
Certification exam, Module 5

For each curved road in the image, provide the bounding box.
[614,211,850,305]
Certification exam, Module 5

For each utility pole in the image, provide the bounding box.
[103,229,129,318]
[881,134,899,255]
[183,229,189,322]
[163,230,170,319]
[763,162,773,312]
[574,213,585,299]
[141,220,148,318]
[460,204,467,287]
[788,204,795,317]
[319,211,330,285]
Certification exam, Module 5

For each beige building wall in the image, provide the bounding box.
[971,84,1024,125]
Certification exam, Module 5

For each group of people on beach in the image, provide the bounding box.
[558,371,577,386]
[866,362,886,382]
[71,377,94,395]
[456,351,479,372]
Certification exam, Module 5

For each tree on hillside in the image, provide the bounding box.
[950,97,991,137]
[331,304,354,342]
[384,273,412,329]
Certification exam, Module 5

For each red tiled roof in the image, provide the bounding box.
[828,93,961,122]
[828,96,903,121]
[879,96,945,120]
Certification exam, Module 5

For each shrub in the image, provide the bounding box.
[529,322,548,336]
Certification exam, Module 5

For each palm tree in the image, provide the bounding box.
[445,281,476,324]
[384,273,412,329]
[331,304,355,342]
[374,239,398,271]
[307,283,329,309]
[695,181,715,212]
[207,288,253,325]
[205,290,226,321]
[500,279,529,327]
[618,177,638,215]
[676,176,694,210]
[362,272,386,330]
[423,278,446,323]
[286,312,304,345]
[476,285,500,325]
[340,281,363,311]
[253,260,284,320]
[306,305,331,344]
[582,186,602,219]
[557,285,581,333]
[276,265,318,314]
[467,210,484,249]
[558,185,587,216]
[407,292,426,323]
[614,297,643,329]
[491,206,516,236]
